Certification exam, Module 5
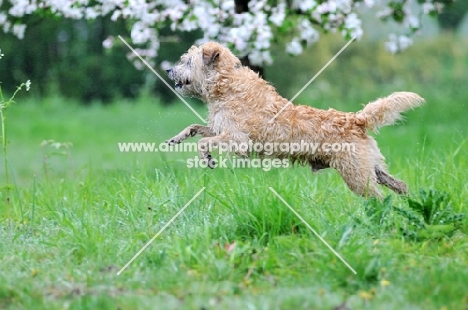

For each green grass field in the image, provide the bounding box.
[1,36,467,309]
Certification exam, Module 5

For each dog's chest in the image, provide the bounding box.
[207,103,245,138]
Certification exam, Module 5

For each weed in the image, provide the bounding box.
[364,189,465,240]
[398,189,465,240]
[0,51,30,223]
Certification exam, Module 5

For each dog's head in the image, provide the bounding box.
[166,42,241,100]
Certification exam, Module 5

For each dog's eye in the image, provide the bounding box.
[186,58,191,67]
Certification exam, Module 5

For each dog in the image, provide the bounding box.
[165,42,424,197]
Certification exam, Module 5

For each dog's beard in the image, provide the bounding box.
[173,79,192,96]
[174,79,191,90]
[172,76,200,98]
[172,73,191,90]
[168,70,191,94]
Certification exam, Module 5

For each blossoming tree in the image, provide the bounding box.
[0,0,454,67]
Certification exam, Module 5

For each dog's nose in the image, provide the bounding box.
[166,68,172,73]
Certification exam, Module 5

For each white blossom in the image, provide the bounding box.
[160,60,172,71]
[363,0,374,8]
[248,0,268,13]
[0,12,7,25]
[0,0,447,68]
[229,27,251,44]
[344,13,363,39]
[12,23,26,39]
[255,26,273,50]
[248,50,272,66]
[110,10,121,21]
[2,21,11,33]
[164,6,184,22]
[377,7,393,19]
[298,19,319,45]
[85,7,99,19]
[8,0,37,17]
[316,1,338,15]
[130,21,154,44]
[422,2,435,14]
[229,27,250,51]
[385,34,413,54]
[398,35,413,50]
[405,15,420,29]
[385,38,398,54]
[291,0,317,12]
[220,0,235,12]
[25,79,31,91]
[286,40,303,56]
[180,18,197,32]
[269,3,286,26]
[102,36,114,49]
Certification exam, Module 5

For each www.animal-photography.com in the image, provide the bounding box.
[1,1,467,309]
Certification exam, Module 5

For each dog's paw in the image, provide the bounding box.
[204,155,216,169]
[165,136,182,145]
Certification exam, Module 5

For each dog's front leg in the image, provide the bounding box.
[197,136,221,169]
[166,124,214,145]
[198,135,245,169]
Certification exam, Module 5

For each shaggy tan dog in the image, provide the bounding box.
[166,42,424,197]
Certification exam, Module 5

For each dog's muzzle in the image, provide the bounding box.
[166,68,187,89]
[166,68,174,79]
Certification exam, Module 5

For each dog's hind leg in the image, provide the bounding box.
[336,164,382,198]
[375,165,407,195]
[366,137,408,195]
[330,144,382,197]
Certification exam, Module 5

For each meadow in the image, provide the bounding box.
[1,35,467,309]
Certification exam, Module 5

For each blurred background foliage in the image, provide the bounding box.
[0,3,467,104]
[0,15,202,104]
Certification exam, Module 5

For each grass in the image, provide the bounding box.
[1,35,468,309]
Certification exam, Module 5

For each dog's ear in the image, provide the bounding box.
[202,44,221,66]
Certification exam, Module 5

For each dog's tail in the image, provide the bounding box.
[357,92,424,132]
